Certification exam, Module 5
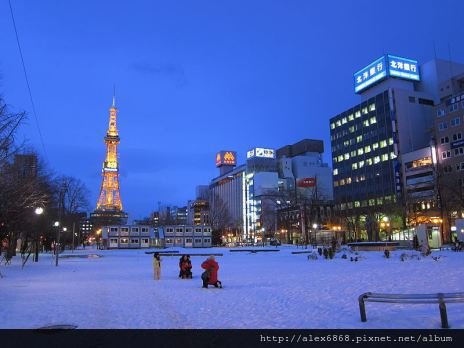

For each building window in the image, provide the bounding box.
[449,104,458,112]
[440,136,450,144]
[408,96,416,103]
[369,103,376,111]
[380,140,387,148]
[364,145,371,153]
[348,114,354,121]
[442,151,451,159]
[330,123,335,129]
[370,116,377,124]
[372,142,379,150]
[333,168,338,175]
[357,135,363,143]
[357,148,364,155]
[453,132,462,141]
[454,147,464,156]
[451,117,461,127]
[437,109,446,117]
[352,163,358,170]
[439,122,448,130]
[355,111,361,118]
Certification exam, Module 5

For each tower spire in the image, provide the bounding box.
[112,84,116,107]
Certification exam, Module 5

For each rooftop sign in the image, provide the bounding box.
[247,148,275,159]
[354,55,420,93]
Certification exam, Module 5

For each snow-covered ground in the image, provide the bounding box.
[1,246,463,329]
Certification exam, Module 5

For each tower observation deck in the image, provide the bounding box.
[91,97,128,227]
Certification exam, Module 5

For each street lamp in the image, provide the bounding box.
[54,221,60,267]
[34,207,44,262]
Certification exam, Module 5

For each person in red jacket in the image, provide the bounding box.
[201,255,222,288]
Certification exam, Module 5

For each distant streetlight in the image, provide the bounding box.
[54,221,60,267]
[34,207,44,262]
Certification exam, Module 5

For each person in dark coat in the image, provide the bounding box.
[179,254,192,279]
[201,255,221,288]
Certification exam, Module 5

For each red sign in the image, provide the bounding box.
[297,178,316,187]
[216,151,236,167]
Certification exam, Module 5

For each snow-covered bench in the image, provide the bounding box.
[358,292,464,328]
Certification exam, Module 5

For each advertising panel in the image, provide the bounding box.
[387,55,420,81]
[247,147,275,159]
[215,151,237,167]
[297,178,316,187]
[354,56,387,93]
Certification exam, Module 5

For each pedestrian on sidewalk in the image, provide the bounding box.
[153,252,161,280]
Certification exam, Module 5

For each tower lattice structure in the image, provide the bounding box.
[96,97,124,212]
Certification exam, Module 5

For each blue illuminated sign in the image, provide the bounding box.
[354,56,387,93]
[387,55,420,81]
[354,54,421,93]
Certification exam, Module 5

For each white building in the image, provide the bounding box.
[102,225,162,249]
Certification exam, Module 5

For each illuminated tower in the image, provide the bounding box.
[91,97,128,227]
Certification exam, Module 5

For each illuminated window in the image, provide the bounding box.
[349,126,355,133]
[354,201,360,207]
[370,116,377,124]
[357,135,363,143]
[355,111,361,118]
[346,177,352,184]
[330,123,335,129]
[348,114,354,121]
[374,156,381,164]
[380,140,387,148]
[364,145,371,153]
[352,163,358,170]
[351,150,357,157]
[338,155,343,162]
[342,117,347,124]
[358,148,364,155]
[369,199,375,206]
[372,142,379,150]
[340,179,345,186]
[388,138,394,145]
[363,120,370,127]
[369,104,376,111]
[366,158,373,165]
[382,154,389,161]
[362,107,368,114]
[359,160,365,168]
[344,153,350,160]
[390,152,397,159]
[336,120,341,127]
[333,168,338,175]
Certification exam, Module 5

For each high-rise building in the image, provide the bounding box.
[330,55,464,241]
[91,97,128,228]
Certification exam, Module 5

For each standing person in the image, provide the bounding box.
[153,252,161,280]
[201,255,222,288]
[179,254,193,279]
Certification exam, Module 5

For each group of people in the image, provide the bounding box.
[152,252,222,288]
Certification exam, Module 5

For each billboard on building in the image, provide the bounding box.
[354,54,420,93]
[297,177,316,187]
[354,56,388,94]
[247,148,275,159]
[387,55,420,81]
[215,151,236,167]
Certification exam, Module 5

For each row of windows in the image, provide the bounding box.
[442,147,464,159]
[330,104,376,130]
[436,99,464,117]
[333,139,394,163]
[438,116,461,130]
[165,227,211,233]
[333,151,397,176]
[339,196,396,210]
[165,238,211,244]
[440,132,462,144]
[331,117,380,140]
[110,238,150,244]
[110,226,149,233]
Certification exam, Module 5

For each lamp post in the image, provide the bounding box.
[54,221,60,267]
[34,207,44,262]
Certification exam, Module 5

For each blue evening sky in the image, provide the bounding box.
[1,0,464,220]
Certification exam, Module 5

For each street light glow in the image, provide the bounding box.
[35,207,44,215]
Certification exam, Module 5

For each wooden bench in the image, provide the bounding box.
[144,252,223,256]
[229,249,279,253]
[359,292,464,328]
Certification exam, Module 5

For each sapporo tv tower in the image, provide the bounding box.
[90,96,128,227]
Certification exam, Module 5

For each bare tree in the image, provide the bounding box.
[208,193,231,245]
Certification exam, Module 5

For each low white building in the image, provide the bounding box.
[102,225,162,249]
[161,225,212,248]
